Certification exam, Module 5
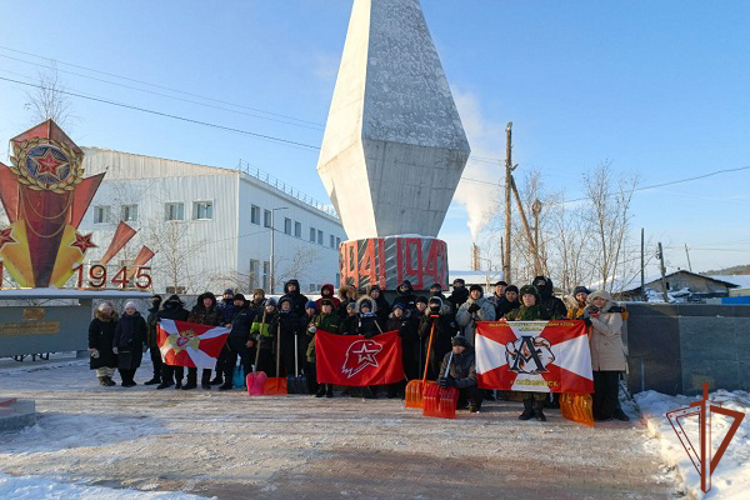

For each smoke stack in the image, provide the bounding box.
[471,243,481,271]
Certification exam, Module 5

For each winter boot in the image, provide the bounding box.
[210,375,224,386]
[105,377,117,386]
[144,376,161,386]
[181,380,197,390]
[156,381,174,390]
[175,380,183,390]
[469,404,480,413]
[218,381,233,391]
[534,401,547,422]
[201,371,211,390]
[98,377,109,387]
[326,385,334,398]
[315,386,327,398]
[518,399,535,420]
[613,409,630,421]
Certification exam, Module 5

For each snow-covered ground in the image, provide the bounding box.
[636,390,750,499]
[0,355,676,499]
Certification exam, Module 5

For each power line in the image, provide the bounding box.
[0,75,320,152]
[0,44,324,128]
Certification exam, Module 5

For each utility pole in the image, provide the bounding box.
[500,236,505,280]
[657,242,669,302]
[640,228,645,301]
[532,199,543,275]
[685,244,693,272]
[503,122,513,284]
[510,177,542,276]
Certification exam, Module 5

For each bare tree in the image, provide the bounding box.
[24,64,74,128]
[273,246,322,293]
[583,161,640,293]
[145,218,207,294]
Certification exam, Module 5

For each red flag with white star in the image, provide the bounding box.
[315,330,404,386]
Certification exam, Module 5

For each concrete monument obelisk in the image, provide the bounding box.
[318,0,470,290]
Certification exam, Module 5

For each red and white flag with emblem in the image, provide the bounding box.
[315,330,404,386]
[157,319,230,369]
[475,321,593,394]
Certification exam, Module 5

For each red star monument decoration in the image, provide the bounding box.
[32,149,67,180]
[70,232,97,254]
[0,227,15,250]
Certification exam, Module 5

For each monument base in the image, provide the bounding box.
[339,236,448,291]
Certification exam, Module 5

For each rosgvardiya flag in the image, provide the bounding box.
[475,320,594,394]
[157,319,230,369]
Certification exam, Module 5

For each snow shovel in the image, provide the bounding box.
[263,323,288,395]
[246,310,268,396]
[423,350,459,419]
[560,393,594,427]
[286,332,309,394]
[405,318,437,409]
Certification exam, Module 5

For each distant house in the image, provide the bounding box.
[619,270,740,302]
[449,270,504,295]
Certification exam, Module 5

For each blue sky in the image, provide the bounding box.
[0,1,748,274]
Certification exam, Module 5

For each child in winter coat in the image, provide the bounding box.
[385,303,419,397]
[306,299,342,397]
[337,285,358,318]
[567,286,590,320]
[270,297,303,379]
[250,299,279,376]
[315,284,341,311]
[185,292,221,390]
[88,301,119,386]
[113,302,147,387]
[497,285,521,319]
[456,285,496,345]
[220,294,256,391]
[155,295,190,389]
[418,297,458,380]
[438,335,482,413]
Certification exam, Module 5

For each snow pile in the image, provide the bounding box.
[636,390,750,498]
[0,473,211,499]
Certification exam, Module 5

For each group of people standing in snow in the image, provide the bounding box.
[87,276,629,423]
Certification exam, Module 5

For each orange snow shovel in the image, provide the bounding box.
[423,350,459,419]
[246,310,268,396]
[560,393,594,427]
[262,323,288,395]
[405,318,437,409]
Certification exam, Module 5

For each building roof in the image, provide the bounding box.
[708,275,750,289]
[620,270,741,294]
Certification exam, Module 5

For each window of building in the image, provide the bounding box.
[317,230,323,245]
[93,205,111,224]
[165,202,184,221]
[166,286,187,294]
[309,283,316,293]
[264,209,272,228]
[251,205,260,225]
[284,217,292,235]
[262,261,270,290]
[249,259,259,289]
[330,234,335,248]
[310,227,316,242]
[335,273,341,286]
[193,201,213,220]
[294,221,301,238]
[120,204,138,222]
[336,237,341,248]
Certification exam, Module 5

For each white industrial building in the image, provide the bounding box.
[78,148,346,295]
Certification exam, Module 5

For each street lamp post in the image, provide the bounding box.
[270,206,288,295]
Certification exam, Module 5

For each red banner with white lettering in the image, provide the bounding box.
[315,330,404,386]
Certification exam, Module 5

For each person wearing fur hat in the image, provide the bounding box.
[143,295,163,385]
[497,285,521,319]
[281,279,309,317]
[456,284,496,345]
[220,294,256,390]
[418,296,459,380]
[532,276,568,320]
[185,292,222,390]
[367,284,391,324]
[505,285,563,421]
[270,296,304,378]
[88,301,119,386]
[567,286,591,320]
[156,295,190,389]
[113,302,147,387]
[315,284,341,311]
[307,298,342,397]
[250,298,279,376]
[386,303,420,396]
[337,284,358,318]
[447,278,469,310]
[585,290,629,421]
[393,280,417,311]
[439,335,482,413]
[341,301,358,334]
[348,296,383,337]
[249,289,267,318]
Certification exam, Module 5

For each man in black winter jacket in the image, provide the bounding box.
[144,295,163,385]
[532,276,568,320]
[447,278,469,311]
[155,295,190,389]
[220,294,256,390]
[439,335,482,413]
[393,280,417,311]
[280,279,309,317]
